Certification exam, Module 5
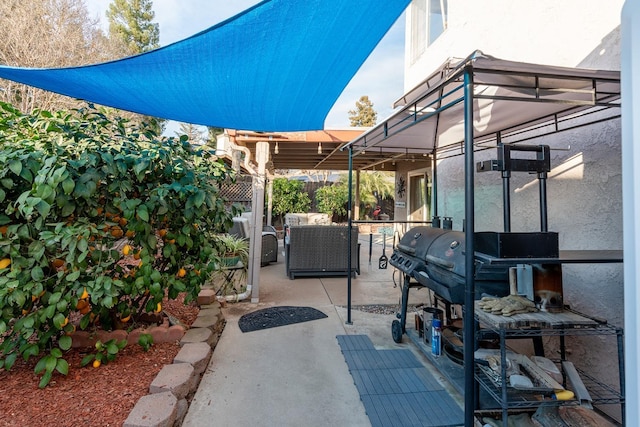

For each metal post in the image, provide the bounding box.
[462,66,476,427]
[538,171,548,232]
[432,150,438,218]
[346,146,354,325]
[502,170,511,232]
[497,138,511,233]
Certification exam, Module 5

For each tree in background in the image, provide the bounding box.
[177,123,205,145]
[107,0,163,133]
[315,184,349,220]
[270,179,311,226]
[206,127,225,149]
[348,95,377,127]
[321,172,394,220]
[358,171,394,205]
[0,0,117,112]
[107,0,159,56]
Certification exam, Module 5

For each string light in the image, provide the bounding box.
[317,143,322,154]
[274,142,279,154]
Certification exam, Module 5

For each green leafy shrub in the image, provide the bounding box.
[0,102,239,386]
[315,183,349,219]
[270,178,311,225]
[81,339,127,368]
[137,333,154,352]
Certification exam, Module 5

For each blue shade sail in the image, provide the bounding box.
[0,0,409,131]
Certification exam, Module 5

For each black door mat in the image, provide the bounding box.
[337,334,464,427]
[238,306,328,332]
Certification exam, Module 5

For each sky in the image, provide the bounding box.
[84,0,406,134]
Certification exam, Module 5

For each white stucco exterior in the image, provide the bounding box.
[404,0,624,91]
[397,0,626,422]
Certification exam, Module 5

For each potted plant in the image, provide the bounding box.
[215,234,249,267]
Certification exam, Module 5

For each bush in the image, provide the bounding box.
[270,178,311,225]
[0,102,238,386]
[315,183,348,220]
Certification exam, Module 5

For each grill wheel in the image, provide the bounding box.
[391,319,403,343]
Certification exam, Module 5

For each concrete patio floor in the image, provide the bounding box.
[182,233,464,426]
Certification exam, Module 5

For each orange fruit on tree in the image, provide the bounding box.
[80,288,89,300]
[51,258,64,268]
[92,359,101,368]
[158,229,168,238]
[119,217,128,227]
[120,314,131,323]
[0,258,11,269]
[134,251,141,260]
[0,225,8,235]
[110,226,124,238]
[177,268,187,278]
[155,302,162,313]
[76,299,89,310]
[123,244,133,256]
[125,230,135,238]
[61,317,69,327]
[80,304,91,315]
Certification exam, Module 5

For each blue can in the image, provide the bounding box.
[431,318,442,357]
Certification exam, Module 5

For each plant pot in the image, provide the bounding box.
[221,255,241,267]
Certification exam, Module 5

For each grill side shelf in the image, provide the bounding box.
[474,307,624,425]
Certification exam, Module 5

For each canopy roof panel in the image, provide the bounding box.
[341,51,621,166]
[0,0,409,132]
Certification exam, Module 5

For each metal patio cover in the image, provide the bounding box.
[0,0,409,131]
[342,52,621,165]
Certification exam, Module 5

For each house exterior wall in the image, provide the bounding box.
[404,0,624,91]
[398,0,625,419]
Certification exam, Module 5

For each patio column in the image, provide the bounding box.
[266,176,273,227]
[622,2,639,425]
[250,141,269,303]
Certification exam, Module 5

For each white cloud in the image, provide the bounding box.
[84,1,405,131]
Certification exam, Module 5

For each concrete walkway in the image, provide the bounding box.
[182,235,444,427]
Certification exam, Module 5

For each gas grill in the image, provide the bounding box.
[388,144,565,343]
[389,226,560,343]
[390,227,517,304]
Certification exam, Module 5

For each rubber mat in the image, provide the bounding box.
[337,334,464,427]
[238,306,327,332]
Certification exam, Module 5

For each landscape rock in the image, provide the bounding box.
[197,289,216,306]
[123,391,177,427]
[173,342,212,375]
[180,327,214,347]
[149,363,195,400]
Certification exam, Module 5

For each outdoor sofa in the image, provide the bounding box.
[284,225,360,279]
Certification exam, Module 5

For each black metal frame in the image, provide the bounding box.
[342,53,623,427]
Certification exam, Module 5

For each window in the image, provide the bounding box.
[428,0,448,46]
[410,0,448,63]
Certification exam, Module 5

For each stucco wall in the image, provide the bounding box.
[405,0,624,91]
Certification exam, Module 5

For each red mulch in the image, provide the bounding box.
[0,294,200,427]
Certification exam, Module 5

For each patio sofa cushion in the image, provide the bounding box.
[284,212,330,226]
[285,225,359,279]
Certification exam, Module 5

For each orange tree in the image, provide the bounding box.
[0,102,239,386]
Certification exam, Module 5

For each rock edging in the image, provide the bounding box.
[123,292,226,427]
